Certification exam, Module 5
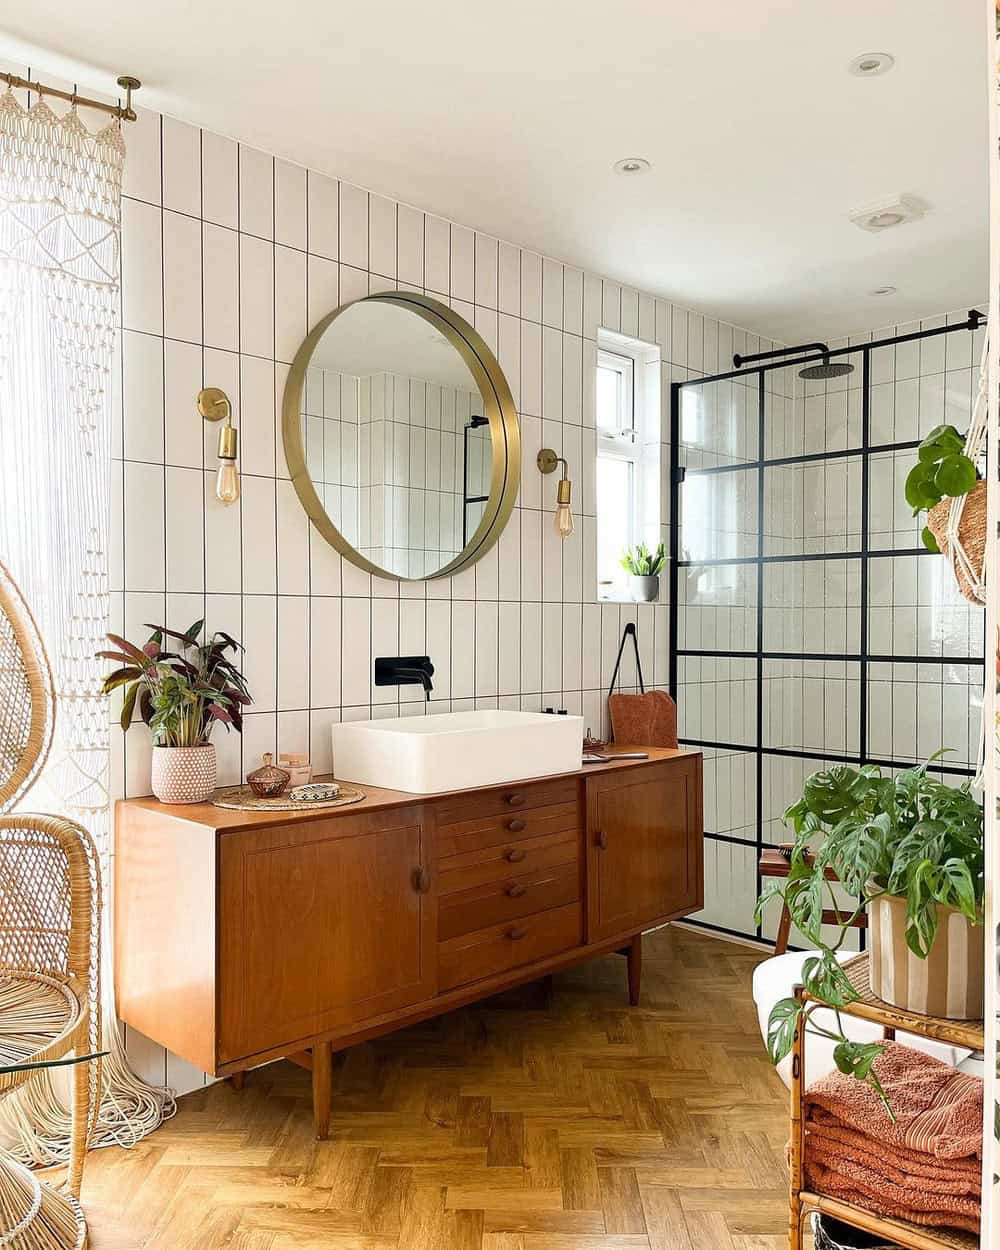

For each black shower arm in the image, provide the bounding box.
[733,342,830,369]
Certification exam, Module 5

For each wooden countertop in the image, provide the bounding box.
[116,745,701,833]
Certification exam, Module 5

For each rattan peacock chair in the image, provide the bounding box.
[0,560,101,1250]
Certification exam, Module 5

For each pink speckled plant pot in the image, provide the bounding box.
[150,744,217,804]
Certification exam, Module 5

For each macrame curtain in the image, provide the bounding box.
[0,86,172,1161]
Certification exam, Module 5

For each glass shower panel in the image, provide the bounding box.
[701,746,757,843]
[676,654,755,748]
[678,375,757,466]
[763,458,862,555]
[676,561,757,653]
[866,660,983,768]
[762,659,861,756]
[867,553,981,660]
[764,354,863,460]
[678,467,757,563]
[762,559,861,654]
[868,449,924,550]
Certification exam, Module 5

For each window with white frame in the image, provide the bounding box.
[595,336,661,597]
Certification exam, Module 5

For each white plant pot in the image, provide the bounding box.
[629,574,659,602]
[868,891,984,1020]
[150,744,217,805]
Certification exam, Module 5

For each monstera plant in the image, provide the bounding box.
[757,756,983,1112]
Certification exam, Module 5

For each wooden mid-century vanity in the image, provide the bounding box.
[115,747,703,1137]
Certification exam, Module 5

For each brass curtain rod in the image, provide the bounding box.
[0,72,141,122]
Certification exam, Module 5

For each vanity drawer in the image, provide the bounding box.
[436,801,578,860]
[438,827,579,896]
[438,862,580,941]
[438,901,582,992]
[434,776,579,827]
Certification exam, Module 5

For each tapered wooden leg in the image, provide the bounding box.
[229,1070,245,1091]
[775,901,793,956]
[312,1040,332,1140]
[627,934,642,1007]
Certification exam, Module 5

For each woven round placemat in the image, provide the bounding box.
[211,783,366,812]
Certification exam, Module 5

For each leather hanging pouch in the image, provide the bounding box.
[607,622,678,748]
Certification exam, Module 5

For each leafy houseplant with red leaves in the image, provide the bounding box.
[98,619,250,747]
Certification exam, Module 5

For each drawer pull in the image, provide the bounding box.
[505,883,527,898]
[412,866,431,894]
[504,848,526,863]
[506,818,526,832]
[506,926,528,941]
[505,793,526,808]
[595,831,608,851]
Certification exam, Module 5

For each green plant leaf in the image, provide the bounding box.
[921,526,940,553]
[904,462,941,512]
[119,683,138,732]
[766,997,802,1065]
[934,454,976,498]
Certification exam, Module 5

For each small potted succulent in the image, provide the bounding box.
[904,423,985,602]
[620,542,665,602]
[99,619,250,804]
[757,755,983,1108]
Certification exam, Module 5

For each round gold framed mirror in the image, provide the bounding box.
[282,292,520,581]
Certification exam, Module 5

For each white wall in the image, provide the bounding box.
[106,103,786,1092]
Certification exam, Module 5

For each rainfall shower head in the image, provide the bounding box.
[798,358,855,381]
[732,341,856,382]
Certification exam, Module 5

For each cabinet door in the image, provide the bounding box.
[586,757,703,944]
[218,807,435,1063]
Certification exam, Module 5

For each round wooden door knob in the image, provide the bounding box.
[504,848,526,863]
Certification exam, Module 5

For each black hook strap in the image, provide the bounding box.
[608,622,645,696]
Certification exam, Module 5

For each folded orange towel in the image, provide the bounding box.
[806,1110,981,1192]
[805,1152,981,1235]
[802,1043,983,1235]
[804,1041,983,1161]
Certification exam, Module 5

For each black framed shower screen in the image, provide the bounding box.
[668,313,986,945]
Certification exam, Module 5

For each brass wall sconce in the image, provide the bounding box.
[198,387,240,505]
[537,448,573,538]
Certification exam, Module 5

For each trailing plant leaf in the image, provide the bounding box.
[905,424,979,521]
[766,997,802,1067]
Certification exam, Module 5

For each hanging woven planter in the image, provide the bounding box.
[926,479,988,605]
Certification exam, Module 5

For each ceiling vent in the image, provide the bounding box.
[849,194,925,233]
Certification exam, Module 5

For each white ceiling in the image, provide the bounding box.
[1,1,989,342]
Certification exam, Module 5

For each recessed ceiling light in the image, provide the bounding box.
[614,157,650,175]
[869,286,897,296]
[849,52,894,77]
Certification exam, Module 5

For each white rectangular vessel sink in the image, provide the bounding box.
[331,709,585,794]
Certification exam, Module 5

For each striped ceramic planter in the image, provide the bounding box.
[868,891,984,1020]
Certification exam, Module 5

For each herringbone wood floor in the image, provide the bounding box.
[83,925,796,1249]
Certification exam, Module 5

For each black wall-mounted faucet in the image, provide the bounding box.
[375,655,434,701]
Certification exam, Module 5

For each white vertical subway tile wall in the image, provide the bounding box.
[107,105,984,1087]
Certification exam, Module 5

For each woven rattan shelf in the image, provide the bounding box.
[790,952,985,1250]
